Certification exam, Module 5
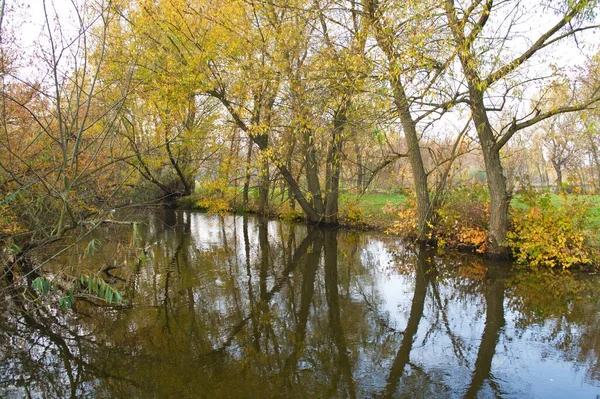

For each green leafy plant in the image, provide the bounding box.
[85,238,102,258]
[31,275,124,309]
[79,275,124,304]
[32,276,52,295]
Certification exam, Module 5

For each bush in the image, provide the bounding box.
[436,184,490,252]
[277,201,304,222]
[340,200,365,225]
[196,181,236,214]
[386,185,490,249]
[508,192,597,269]
[386,196,418,238]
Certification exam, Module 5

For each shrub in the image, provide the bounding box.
[196,180,235,214]
[508,192,597,269]
[436,185,490,252]
[340,200,365,225]
[387,185,490,249]
[387,196,418,238]
[277,201,304,222]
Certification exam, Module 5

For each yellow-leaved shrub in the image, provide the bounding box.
[196,181,235,215]
[508,193,597,269]
[387,196,418,238]
[340,200,365,225]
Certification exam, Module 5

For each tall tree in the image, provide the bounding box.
[366,0,468,241]
[443,0,600,257]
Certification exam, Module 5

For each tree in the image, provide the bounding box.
[1,0,134,281]
[365,0,469,241]
[541,115,581,191]
[123,0,371,223]
[443,0,600,257]
[580,54,600,191]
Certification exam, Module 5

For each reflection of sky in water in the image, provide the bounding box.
[143,213,600,397]
[345,223,600,398]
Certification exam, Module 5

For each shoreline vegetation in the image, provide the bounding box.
[177,187,600,271]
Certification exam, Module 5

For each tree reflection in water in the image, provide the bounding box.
[1,210,600,398]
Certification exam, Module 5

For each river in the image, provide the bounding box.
[1,209,599,398]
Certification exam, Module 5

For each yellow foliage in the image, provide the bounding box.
[508,194,595,269]
[340,201,364,224]
[435,185,490,251]
[387,197,418,237]
[196,181,235,215]
[0,206,25,235]
[382,200,402,215]
[458,227,487,254]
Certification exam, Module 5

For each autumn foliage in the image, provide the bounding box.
[508,192,599,269]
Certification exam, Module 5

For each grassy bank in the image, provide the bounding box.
[338,192,407,229]
[180,189,600,230]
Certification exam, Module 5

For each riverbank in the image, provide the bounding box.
[179,190,600,231]
[177,191,407,230]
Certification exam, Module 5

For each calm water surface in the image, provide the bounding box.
[2,210,600,398]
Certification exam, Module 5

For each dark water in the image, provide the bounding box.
[2,210,600,398]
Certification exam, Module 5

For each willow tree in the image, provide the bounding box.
[443,0,600,257]
[96,1,223,204]
[118,91,219,203]
[114,0,373,223]
[365,0,468,241]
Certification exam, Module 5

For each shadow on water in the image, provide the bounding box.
[2,210,600,398]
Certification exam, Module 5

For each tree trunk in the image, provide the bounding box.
[277,164,321,222]
[587,133,600,191]
[356,142,364,192]
[470,91,511,258]
[258,155,270,215]
[325,105,347,225]
[393,81,431,242]
[212,90,321,223]
[484,150,511,258]
[538,145,550,187]
[242,142,252,210]
[553,161,563,193]
[367,3,433,242]
[304,128,326,220]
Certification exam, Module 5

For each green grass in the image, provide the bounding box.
[511,193,600,226]
[341,192,406,211]
[341,191,600,230]
[339,192,407,228]
[184,185,600,233]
